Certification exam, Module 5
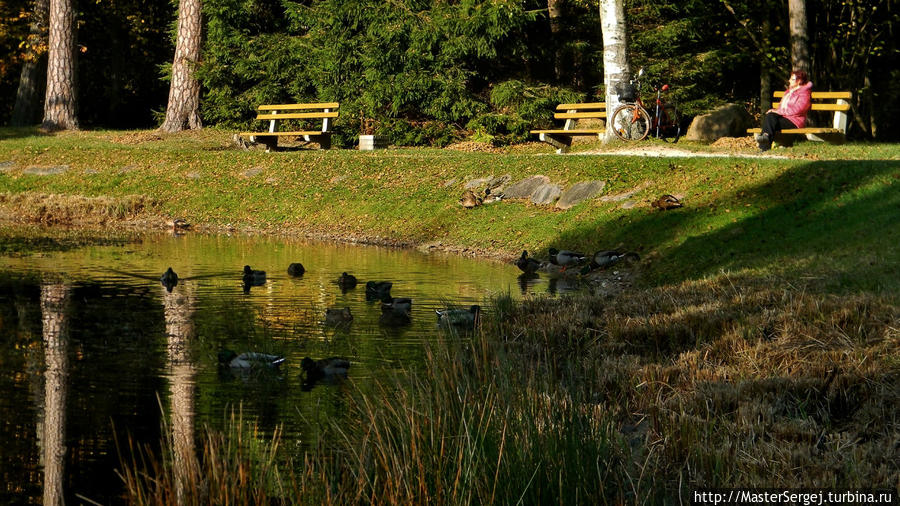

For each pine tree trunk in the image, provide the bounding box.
[160,0,203,133]
[11,0,50,126]
[788,0,810,73]
[600,0,630,141]
[42,0,78,131]
[548,0,563,82]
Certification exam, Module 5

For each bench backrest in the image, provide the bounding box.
[772,91,851,133]
[555,102,606,130]
[256,102,340,133]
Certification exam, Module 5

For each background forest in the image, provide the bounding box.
[1,0,898,145]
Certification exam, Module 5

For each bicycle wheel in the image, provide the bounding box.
[657,104,681,143]
[611,104,651,141]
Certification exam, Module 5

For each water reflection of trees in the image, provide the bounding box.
[163,282,198,503]
[40,280,71,506]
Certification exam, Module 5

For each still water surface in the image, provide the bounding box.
[0,229,576,504]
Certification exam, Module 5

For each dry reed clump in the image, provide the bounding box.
[589,273,899,489]
[0,192,156,224]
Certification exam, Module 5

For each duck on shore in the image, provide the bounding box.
[459,190,482,209]
[651,194,683,210]
[548,248,587,272]
[579,251,640,274]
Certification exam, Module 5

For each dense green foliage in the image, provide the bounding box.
[1,0,898,140]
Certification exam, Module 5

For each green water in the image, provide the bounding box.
[0,227,574,504]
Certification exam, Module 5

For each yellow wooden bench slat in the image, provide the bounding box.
[772,103,850,111]
[530,129,604,135]
[240,131,330,137]
[257,103,340,111]
[556,102,606,110]
[773,91,852,99]
[256,112,339,120]
[554,112,607,119]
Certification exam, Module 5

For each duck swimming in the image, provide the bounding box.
[325,306,353,325]
[381,296,412,315]
[548,248,587,272]
[436,305,481,327]
[365,281,393,301]
[515,250,543,274]
[160,267,178,292]
[287,263,305,277]
[651,194,683,210]
[579,251,640,274]
[301,357,351,384]
[337,272,358,290]
[243,265,266,286]
[218,350,285,369]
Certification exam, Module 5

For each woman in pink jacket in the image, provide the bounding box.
[756,70,812,151]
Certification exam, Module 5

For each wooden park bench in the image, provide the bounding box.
[748,91,851,145]
[530,102,606,153]
[239,102,339,150]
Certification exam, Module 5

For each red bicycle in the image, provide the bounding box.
[610,69,681,142]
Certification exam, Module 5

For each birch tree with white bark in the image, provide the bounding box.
[599,0,630,141]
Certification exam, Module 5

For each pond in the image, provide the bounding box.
[0,226,579,504]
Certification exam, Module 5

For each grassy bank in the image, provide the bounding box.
[1,128,898,293]
[4,128,896,501]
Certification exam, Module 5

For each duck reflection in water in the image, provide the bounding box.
[517,272,540,295]
[547,276,581,295]
[301,357,350,391]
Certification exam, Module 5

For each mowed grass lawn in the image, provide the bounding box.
[2,127,898,500]
[0,127,897,293]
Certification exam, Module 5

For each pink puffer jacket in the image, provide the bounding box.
[778,82,813,128]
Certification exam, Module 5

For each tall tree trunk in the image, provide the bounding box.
[600,0,630,142]
[11,0,50,126]
[160,0,203,133]
[759,18,773,115]
[788,0,810,73]
[548,0,564,82]
[42,0,78,130]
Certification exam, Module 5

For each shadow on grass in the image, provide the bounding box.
[0,127,50,141]
[561,159,899,294]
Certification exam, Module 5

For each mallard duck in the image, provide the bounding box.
[459,190,482,209]
[160,267,178,292]
[436,305,481,327]
[515,250,543,274]
[167,218,190,231]
[325,306,353,325]
[287,262,305,277]
[548,248,587,272]
[337,272,357,290]
[242,265,266,286]
[651,194,683,210]
[381,296,412,314]
[365,281,393,301]
[482,188,504,204]
[218,350,285,369]
[579,251,640,274]
[301,357,351,383]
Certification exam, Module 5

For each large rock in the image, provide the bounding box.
[531,184,562,205]
[685,104,754,142]
[504,175,550,199]
[556,180,606,209]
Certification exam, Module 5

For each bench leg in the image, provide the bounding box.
[539,133,572,154]
[303,135,332,150]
